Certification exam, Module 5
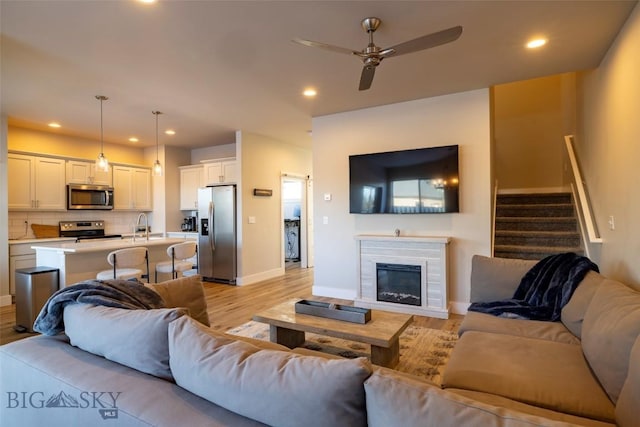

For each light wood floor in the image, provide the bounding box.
[0,263,463,346]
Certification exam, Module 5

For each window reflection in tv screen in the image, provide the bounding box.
[349,145,459,214]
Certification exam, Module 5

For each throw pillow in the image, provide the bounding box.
[470,255,536,302]
[168,316,372,427]
[147,274,210,326]
[560,270,605,338]
[64,304,187,380]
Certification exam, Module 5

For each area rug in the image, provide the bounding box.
[226,321,458,385]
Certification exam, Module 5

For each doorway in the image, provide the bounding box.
[281,174,313,268]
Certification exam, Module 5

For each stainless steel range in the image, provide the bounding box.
[59,220,122,242]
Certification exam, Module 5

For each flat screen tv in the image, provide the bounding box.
[349,145,459,214]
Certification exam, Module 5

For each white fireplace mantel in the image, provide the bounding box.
[354,234,451,319]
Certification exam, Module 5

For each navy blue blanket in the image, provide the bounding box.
[33,279,165,336]
[468,253,598,321]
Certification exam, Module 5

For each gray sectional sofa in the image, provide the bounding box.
[1,264,639,427]
[440,255,640,427]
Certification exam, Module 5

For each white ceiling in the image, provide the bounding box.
[1,0,636,150]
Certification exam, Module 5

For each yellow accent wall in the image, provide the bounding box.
[8,126,146,165]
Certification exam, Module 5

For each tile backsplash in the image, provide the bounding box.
[9,211,151,240]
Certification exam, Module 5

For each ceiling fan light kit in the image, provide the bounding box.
[293,17,463,91]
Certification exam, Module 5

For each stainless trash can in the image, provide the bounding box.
[14,267,59,333]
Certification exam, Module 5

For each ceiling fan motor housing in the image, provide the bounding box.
[361,17,381,33]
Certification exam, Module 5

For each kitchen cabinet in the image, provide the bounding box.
[8,153,66,210]
[204,158,236,185]
[8,239,74,294]
[66,160,112,186]
[113,166,152,210]
[179,165,204,210]
[9,250,35,295]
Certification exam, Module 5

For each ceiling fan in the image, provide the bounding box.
[293,17,463,91]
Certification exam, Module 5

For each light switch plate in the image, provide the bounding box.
[248,216,256,224]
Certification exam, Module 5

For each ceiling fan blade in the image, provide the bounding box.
[389,25,463,56]
[292,38,359,56]
[359,65,376,91]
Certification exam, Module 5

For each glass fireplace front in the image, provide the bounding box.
[376,263,421,306]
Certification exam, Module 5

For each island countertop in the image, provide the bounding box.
[31,237,187,254]
[31,237,192,287]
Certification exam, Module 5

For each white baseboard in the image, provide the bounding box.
[498,186,570,195]
[312,285,357,301]
[236,267,284,286]
[0,294,13,307]
[450,300,470,315]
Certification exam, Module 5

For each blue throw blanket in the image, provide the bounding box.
[33,279,165,336]
[468,252,599,321]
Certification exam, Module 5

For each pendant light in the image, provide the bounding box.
[95,95,110,172]
[152,110,163,176]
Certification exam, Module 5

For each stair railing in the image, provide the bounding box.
[564,135,602,257]
[491,179,498,257]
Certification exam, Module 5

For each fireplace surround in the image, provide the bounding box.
[355,235,450,318]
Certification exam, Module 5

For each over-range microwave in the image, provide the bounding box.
[67,184,114,210]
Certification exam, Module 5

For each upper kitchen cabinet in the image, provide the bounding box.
[113,166,152,210]
[66,160,112,186]
[204,158,236,185]
[179,165,203,210]
[8,153,66,210]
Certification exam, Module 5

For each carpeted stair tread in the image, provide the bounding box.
[494,230,581,247]
[494,245,584,260]
[496,193,572,205]
[495,217,578,232]
[496,204,575,217]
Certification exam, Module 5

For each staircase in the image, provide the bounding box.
[494,192,583,260]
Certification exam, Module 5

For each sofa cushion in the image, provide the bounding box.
[458,311,580,344]
[0,334,266,427]
[581,279,640,403]
[470,255,537,302]
[442,331,615,422]
[449,389,615,427]
[560,270,605,338]
[146,274,210,326]
[64,304,187,380]
[168,316,372,427]
[364,368,592,427]
[615,336,640,427]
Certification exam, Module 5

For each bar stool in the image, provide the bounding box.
[155,241,197,282]
[96,247,149,282]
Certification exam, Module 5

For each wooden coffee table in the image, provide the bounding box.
[252,299,413,368]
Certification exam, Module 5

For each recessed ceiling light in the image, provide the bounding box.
[165,129,176,135]
[303,88,317,97]
[138,0,156,4]
[526,38,547,49]
[129,137,139,143]
[48,122,61,128]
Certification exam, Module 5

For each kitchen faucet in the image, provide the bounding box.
[134,212,149,241]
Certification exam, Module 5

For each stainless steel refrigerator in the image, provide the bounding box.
[198,185,237,284]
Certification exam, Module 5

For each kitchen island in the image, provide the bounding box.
[32,237,189,287]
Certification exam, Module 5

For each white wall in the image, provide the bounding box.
[237,131,312,284]
[312,89,492,312]
[577,3,640,289]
